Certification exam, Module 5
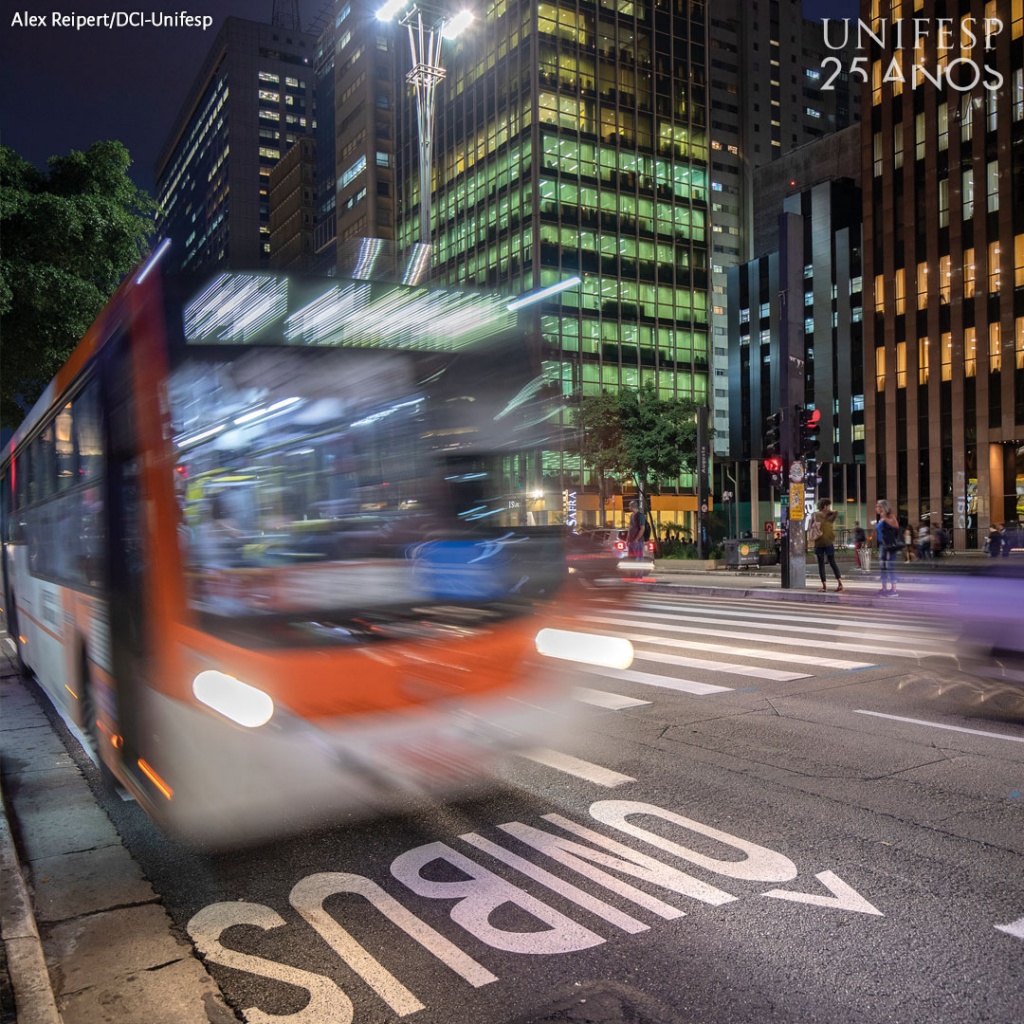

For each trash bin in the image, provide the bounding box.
[724,538,760,567]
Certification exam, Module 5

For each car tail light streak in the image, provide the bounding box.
[534,629,634,669]
[192,670,275,728]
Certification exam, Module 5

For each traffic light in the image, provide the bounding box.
[763,455,785,490]
[764,410,782,457]
[797,406,821,457]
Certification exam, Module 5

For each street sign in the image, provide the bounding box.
[789,482,805,518]
[789,461,805,483]
[764,520,774,535]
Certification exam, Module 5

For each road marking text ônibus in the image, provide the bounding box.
[187,799,882,1023]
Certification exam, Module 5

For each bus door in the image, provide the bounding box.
[100,331,149,780]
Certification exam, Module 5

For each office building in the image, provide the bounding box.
[707,2,862,459]
[727,169,865,535]
[385,0,713,528]
[864,0,1024,546]
[155,17,317,273]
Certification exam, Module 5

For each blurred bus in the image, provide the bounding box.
[0,263,631,847]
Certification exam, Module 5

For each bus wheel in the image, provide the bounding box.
[80,654,117,790]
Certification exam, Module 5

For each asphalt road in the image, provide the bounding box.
[68,589,1024,1024]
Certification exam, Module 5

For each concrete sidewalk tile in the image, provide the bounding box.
[9,770,120,861]
[1,724,77,769]
[46,903,234,1021]
[29,844,158,923]
[56,956,236,1024]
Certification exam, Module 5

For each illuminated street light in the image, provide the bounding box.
[377,3,475,249]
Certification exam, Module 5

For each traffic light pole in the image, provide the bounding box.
[779,213,807,590]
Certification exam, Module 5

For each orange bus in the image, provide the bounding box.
[0,261,631,847]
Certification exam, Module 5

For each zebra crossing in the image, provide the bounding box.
[562,593,952,711]
[516,594,957,788]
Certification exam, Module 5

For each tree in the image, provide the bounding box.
[569,383,703,504]
[0,141,157,428]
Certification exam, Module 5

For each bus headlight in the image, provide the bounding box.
[192,670,275,728]
[535,629,634,670]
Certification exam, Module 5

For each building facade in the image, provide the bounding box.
[863,0,1024,546]
[727,174,866,535]
[155,17,317,273]
[269,135,317,270]
[387,0,713,527]
[708,2,862,458]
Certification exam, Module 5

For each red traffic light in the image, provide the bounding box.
[763,456,783,474]
[804,408,821,428]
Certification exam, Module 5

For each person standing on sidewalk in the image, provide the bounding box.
[811,498,844,592]
[875,499,901,596]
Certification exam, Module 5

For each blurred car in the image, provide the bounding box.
[567,528,656,579]
[946,557,1024,686]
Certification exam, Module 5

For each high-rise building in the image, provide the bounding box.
[864,0,1024,547]
[333,1,399,253]
[727,165,865,534]
[155,17,317,273]
[707,2,862,458]
[387,0,713,528]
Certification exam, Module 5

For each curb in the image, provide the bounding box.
[0,788,62,1024]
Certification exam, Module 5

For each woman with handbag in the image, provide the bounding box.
[875,499,901,597]
[810,498,844,593]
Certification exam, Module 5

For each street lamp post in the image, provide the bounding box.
[377,3,474,247]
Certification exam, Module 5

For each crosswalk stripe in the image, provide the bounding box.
[516,748,635,786]
[583,614,942,661]
[585,666,740,693]
[628,599,944,636]
[572,687,652,709]
[623,635,875,671]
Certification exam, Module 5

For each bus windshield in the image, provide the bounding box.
[169,345,566,641]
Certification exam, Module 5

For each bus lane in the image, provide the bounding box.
[187,799,884,1023]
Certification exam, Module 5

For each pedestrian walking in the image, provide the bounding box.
[917,523,931,561]
[875,499,901,596]
[625,499,647,560]
[810,498,844,592]
[987,523,1003,557]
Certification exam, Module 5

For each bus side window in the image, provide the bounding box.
[75,381,105,482]
[55,403,76,490]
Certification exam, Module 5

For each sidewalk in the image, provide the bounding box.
[0,650,234,1024]
[0,558,976,1022]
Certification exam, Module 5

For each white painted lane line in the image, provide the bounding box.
[4,637,16,654]
[517,748,635,787]
[584,614,939,660]
[585,666,735,695]
[855,710,1024,744]
[622,634,876,671]
[995,917,1024,940]
[572,687,651,710]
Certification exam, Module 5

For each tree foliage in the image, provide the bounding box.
[570,383,702,497]
[0,141,157,428]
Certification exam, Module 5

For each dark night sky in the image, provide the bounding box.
[0,0,859,198]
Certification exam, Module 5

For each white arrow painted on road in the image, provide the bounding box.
[994,916,1024,940]
[761,870,883,916]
